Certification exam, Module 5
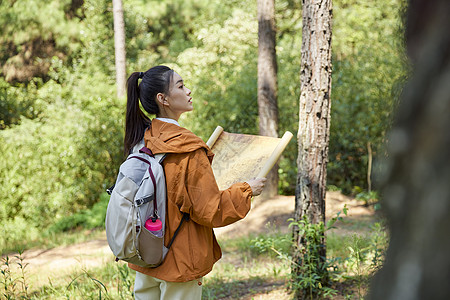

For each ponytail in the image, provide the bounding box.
[124,72,151,155]
[123,66,174,156]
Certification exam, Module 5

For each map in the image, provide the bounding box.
[209,130,291,190]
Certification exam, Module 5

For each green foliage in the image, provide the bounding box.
[115,263,134,299]
[343,222,388,299]
[77,0,116,77]
[0,0,84,82]
[288,213,345,299]
[328,0,408,193]
[354,188,379,207]
[275,10,303,194]
[124,0,210,65]
[251,233,292,258]
[248,208,386,299]
[0,77,43,129]
[0,74,123,252]
[177,4,259,138]
[1,252,29,299]
[1,256,15,300]
[48,192,110,233]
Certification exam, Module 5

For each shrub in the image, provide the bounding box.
[0,74,123,252]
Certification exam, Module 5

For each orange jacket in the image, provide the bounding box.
[129,119,253,282]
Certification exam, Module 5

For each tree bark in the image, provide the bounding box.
[257,0,279,199]
[292,0,332,294]
[294,0,332,235]
[112,0,127,98]
[369,1,450,299]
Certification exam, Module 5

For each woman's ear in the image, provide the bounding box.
[156,93,168,106]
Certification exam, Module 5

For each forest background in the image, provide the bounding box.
[0,0,406,254]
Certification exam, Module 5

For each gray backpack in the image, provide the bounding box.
[105,143,188,268]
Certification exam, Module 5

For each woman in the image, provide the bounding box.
[125,65,266,299]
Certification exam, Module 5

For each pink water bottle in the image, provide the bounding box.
[145,218,163,237]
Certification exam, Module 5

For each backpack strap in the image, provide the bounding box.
[135,149,167,220]
[141,149,184,249]
[166,213,190,250]
[146,161,159,220]
[128,155,151,165]
[139,147,154,157]
[140,146,168,162]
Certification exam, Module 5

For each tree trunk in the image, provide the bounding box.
[112,0,126,98]
[292,0,332,296]
[367,141,372,192]
[257,0,279,199]
[369,1,450,299]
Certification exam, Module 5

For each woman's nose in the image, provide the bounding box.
[187,88,191,95]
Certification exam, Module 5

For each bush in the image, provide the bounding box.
[0,73,123,252]
[48,192,110,233]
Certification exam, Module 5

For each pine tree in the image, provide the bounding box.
[292,0,333,297]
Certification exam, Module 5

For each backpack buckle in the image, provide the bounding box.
[106,184,115,195]
[135,195,154,207]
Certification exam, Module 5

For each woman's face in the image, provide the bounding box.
[165,72,193,116]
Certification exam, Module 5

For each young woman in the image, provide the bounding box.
[125,65,266,299]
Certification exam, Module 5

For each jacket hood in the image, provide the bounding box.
[144,119,214,159]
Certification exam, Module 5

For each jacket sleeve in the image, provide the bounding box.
[179,148,253,228]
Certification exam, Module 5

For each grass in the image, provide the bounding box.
[1,257,135,299]
[201,230,293,298]
[1,209,386,299]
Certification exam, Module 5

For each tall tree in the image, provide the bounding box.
[257,0,279,198]
[292,0,332,297]
[369,0,450,299]
[112,0,126,98]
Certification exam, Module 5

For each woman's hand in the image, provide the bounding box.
[246,178,267,196]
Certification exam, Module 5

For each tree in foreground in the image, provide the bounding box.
[369,0,450,299]
[292,0,333,298]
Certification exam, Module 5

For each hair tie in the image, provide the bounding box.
[139,72,144,79]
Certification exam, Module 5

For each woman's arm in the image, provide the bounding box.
[181,148,264,228]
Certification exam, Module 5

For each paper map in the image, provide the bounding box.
[210,131,282,190]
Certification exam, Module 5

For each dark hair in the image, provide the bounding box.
[124,65,174,155]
